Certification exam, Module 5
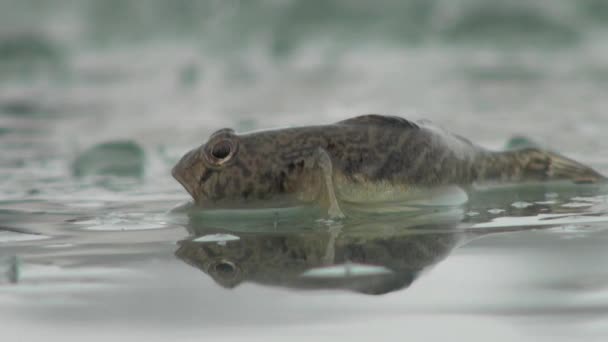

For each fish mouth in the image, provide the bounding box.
[172,167,194,198]
[172,150,201,202]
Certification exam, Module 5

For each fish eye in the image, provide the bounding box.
[211,140,233,160]
[204,133,238,167]
[212,260,238,279]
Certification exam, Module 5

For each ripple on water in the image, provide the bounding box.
[473,212,608,229]
[0,261,136,293]
[73,212,168,231]
[570,196,607,203]
[0,231,49,243]
[561,202,594,208]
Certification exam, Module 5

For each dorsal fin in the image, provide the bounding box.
[336,114,419,129]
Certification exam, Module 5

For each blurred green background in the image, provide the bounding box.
[3,0,608,49]
[1,0,607,157]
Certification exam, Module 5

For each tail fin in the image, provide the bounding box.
[542,150,606,183]
[476,148,606,184]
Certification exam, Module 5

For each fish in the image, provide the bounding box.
[172,114,606,218]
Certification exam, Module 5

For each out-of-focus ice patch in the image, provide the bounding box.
[561,202,593,208]
[0,231,49,243]
[504,135,540,150]
[487,208,505,214]
[193,234,240,244]
[511,201,533,209]
[570,196,606,203]
[545,192,559,199]
[84,222,165,231]
[72,140,145,178]
[535,200,557,205]
[473,213,608,229]
[300,263,393,279]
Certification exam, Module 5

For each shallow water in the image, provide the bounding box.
[2,1,608,341]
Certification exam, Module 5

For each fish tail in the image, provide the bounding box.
[544,150,606,183]
[476,148,606,184]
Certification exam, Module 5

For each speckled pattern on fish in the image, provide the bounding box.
[172,115,605,217]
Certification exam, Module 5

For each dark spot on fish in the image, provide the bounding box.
[242,182,255,199]
[241,189,252,199]
[278,171,287,193]
[261,171,273,183]
[287,160,305,174]
[241,165,251,178]
[203,246,218,258]
[343,154,365,176]
[199,169,215,186]
[374,151,404,181]
[232,177,241,192]
[235,159,252,178]
[344,244,366,261]
[212,179,226,200]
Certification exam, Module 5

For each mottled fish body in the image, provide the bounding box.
[172,115,605,217]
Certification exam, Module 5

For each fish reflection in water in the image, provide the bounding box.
[177,207,484,295]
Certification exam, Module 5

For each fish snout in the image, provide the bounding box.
[172,149,201,201]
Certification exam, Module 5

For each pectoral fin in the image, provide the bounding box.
[315,148,345,219]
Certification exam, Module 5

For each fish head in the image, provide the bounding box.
[172,128,248,205]
[173,128,313,207]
